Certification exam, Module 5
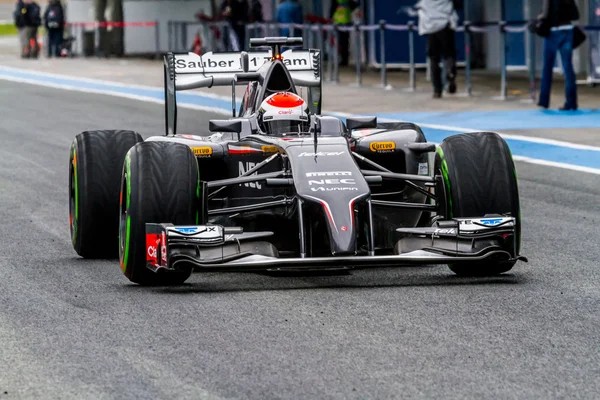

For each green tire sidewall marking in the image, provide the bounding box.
[71,142,79,245]
[121,153,132,273]
[436,146,453,218]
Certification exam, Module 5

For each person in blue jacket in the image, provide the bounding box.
[44,0,65,57]
[276,0,303,38]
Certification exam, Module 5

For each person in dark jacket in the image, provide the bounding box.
[537,0,580,111]
[14,0,42,58]
[219,0,249,50]
[44,0,65,57]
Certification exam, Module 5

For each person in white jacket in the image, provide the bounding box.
[406,0,459,98]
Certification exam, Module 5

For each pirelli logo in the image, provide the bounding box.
[191,146,213,157]
[369,141,396,152]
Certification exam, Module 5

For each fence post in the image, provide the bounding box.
[527,25,537,102]
[244,24,250,50]
[464,21,472,96]
[499,21,508,100]
[353,23,362,87]
[408,20,416,91]
[378,20,392,90]
[154,20,160,57]
[326,28,334,82]
[333,25,340,84]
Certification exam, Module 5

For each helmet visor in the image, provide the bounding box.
[264,120,307,135]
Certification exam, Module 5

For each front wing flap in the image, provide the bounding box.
[145,216,526,273]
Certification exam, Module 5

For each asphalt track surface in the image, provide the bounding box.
[1,80,599,399]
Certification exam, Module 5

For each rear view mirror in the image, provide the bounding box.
[209,120,242,133]
[346,116,377,131]
[241,51,249,72]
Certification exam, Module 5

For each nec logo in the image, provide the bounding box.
[308,179,355,185]
[298,151,344,157]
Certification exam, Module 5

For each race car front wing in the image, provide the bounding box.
[145,216,527,273]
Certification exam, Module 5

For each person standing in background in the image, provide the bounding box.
[276,0,303,38]
[537,0,580,111]
[330,0,358,67]
[14,0,41,58]
[220,0,249,50]
[44,0,65,58]
[407,0,459,98]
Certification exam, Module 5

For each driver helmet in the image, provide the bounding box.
[257,92,310,136]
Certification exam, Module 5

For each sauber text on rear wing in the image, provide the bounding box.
[162,43,322,136]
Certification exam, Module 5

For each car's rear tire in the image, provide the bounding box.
[119,141,199,285]
[69,130,143,259]
[434,132,521,276]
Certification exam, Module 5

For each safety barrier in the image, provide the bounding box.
[67,21,160,57]
[168,19,600,100]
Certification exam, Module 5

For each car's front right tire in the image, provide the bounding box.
[119,141,199,285]
[434,131,521,277]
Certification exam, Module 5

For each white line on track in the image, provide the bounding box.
[2,68,600,176]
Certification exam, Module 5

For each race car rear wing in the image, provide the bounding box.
[163,37,322,136]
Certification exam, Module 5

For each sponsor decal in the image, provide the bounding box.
[306,171,351,177]
[160,232,167,266]
[434,228,456,235]
[298,151,344,157]
[228,145,261,154]
[308,179,356,185]
[369,141,396,153]
[174,227,201,234]
[146,233,160,265]
[191,146,213,158]
[261,145,279,153]
[479,218,504,226]
[239,161,262,189]
[176,58,236,70]
[311,187,358,191]
[278,110,293,115]
[418,163,429,176]
[308,177,357,192]
[174,51,311,74]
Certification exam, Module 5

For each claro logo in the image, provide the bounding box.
[278,110,293,115]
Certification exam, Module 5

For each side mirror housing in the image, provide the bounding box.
[346,116,377,131]
[209,120,242,133]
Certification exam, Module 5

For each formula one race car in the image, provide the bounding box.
[68,37,527,285]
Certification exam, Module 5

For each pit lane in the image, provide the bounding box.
[0,80,599,399]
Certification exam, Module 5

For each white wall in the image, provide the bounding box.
[66,0,211,54]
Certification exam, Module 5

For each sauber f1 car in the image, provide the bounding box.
[68,37,527,285]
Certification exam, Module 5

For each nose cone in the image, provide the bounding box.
[284,140,371,256]
[304,194,367,255]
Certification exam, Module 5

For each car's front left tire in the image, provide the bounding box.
[119,141,199,285]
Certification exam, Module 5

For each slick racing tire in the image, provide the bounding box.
[119,141,199,286]
[434,132,521,277]
[69,130,143,258]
